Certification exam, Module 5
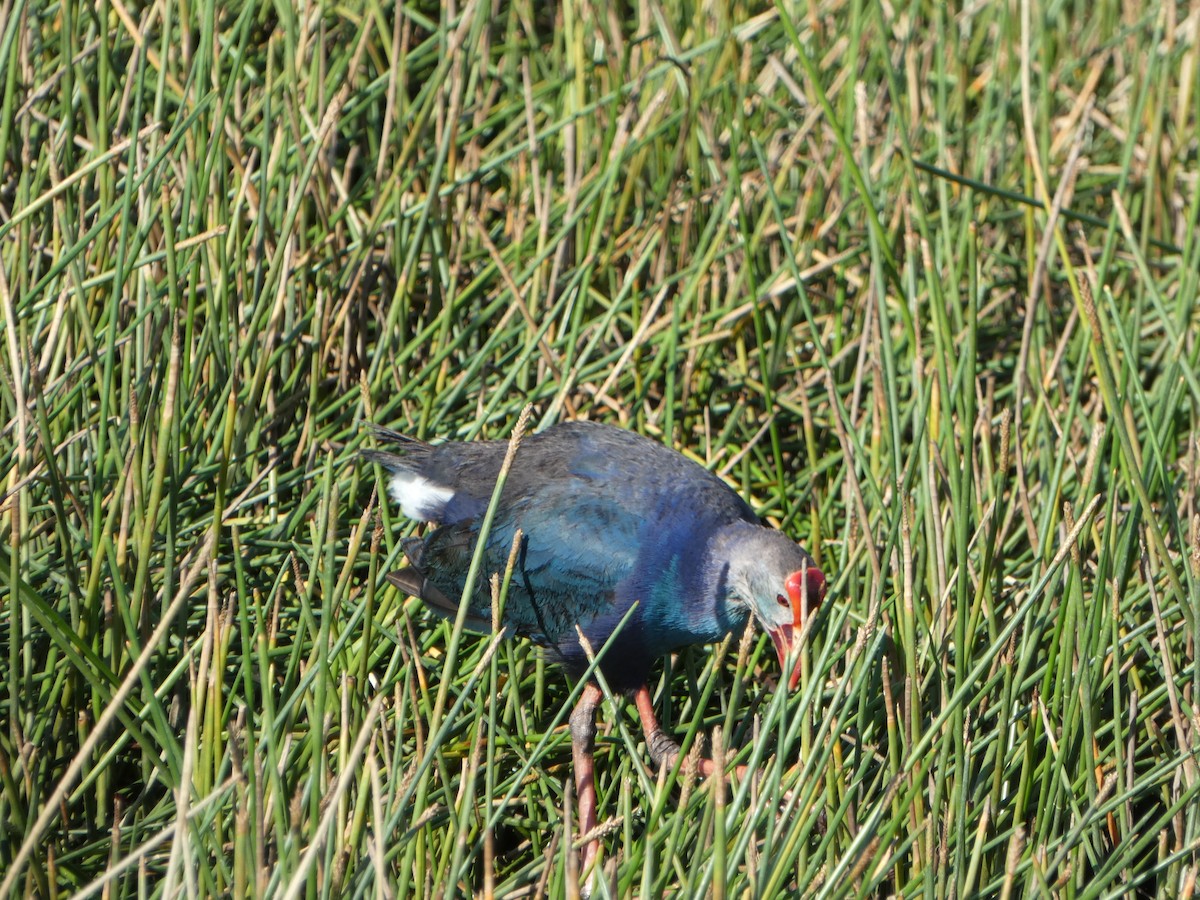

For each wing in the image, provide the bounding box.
[401,485,642,644]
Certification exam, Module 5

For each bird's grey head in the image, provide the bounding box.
[724,527,826,690]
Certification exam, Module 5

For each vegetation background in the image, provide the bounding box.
[2,0,1198,896]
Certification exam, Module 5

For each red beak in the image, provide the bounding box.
[771,567,826,690]
[769,624,803,691]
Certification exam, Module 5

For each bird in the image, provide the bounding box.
[364,418,826,876]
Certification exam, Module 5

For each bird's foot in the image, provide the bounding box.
[645,729,682,769]
[634,683,756,779]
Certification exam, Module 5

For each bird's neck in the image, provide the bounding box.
[696,520,767,629]
[629,519,757,649]
[703,519,766,581]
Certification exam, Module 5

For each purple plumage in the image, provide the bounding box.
[364,419,826,876]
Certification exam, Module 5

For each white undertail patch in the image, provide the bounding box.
[389,472,454,521]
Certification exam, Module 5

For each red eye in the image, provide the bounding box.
[776,594,789,609]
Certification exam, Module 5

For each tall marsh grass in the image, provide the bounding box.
[1,1,1198,896]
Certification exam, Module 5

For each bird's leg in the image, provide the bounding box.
[569,682,604,877]
[633,683,683,767]
[633,684,750,780]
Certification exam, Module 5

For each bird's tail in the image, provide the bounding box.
[386,537,496,634]
[361,424,430,472]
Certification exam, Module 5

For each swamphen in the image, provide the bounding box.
[365,419,825,874]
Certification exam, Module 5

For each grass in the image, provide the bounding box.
[2,0,1199,896]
